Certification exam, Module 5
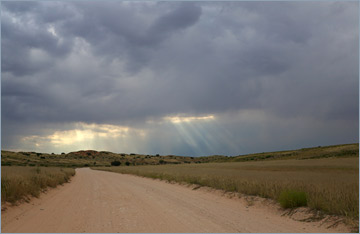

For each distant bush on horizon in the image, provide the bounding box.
[111,161,121,166]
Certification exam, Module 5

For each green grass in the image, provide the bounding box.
[1,166,76,204]
[94,157,359,219]
[278,190,307,208]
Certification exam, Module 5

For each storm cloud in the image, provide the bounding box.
[1,1,358,156]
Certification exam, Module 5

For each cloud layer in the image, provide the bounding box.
[2,1,358,156]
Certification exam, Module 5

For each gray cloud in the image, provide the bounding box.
[2,2,73,76]
[2,1,358,155]
[150,2,202,39]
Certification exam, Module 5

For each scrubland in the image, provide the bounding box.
[95,157,359,219]
[1,166,75,204]
[2,143,358,167]
[2,143,358,220]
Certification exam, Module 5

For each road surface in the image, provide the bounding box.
[1,168,348,233]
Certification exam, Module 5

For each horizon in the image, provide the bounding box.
[2,142,358,158]
[2,1,359,156]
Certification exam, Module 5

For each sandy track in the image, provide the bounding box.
[2,168,348,233]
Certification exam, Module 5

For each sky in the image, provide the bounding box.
[1,1,359,156]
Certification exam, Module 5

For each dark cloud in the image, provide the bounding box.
[2,2,73,76]
[150,2,202,40]
[1,1,358,155]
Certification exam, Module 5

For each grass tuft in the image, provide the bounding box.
[278,190,307,208]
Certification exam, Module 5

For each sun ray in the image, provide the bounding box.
[163,114,218,155]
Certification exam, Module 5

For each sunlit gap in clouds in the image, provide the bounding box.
[164,115,215,123]
[163,114,238,156]
[19,116,242,156]
[21,122,146,153]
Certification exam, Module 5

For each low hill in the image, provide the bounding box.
[1,143,358,168]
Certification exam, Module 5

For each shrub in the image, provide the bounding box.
[111,161,121,166]
[125,161,130,166]
[278,190,307,208]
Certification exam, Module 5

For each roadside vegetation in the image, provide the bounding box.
[94,157,359,220]
[1,166,75,204]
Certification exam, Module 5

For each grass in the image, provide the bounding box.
[1,166,76,204]
[94,157,359,219]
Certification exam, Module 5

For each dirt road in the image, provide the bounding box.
[2,168,349,233]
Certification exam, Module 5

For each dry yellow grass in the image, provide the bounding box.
[95,157,359,219]
[1,166,75,204]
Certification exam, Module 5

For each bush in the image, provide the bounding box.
[125,162,130,166]
[278,190,307,208]
[111,161,121,166]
